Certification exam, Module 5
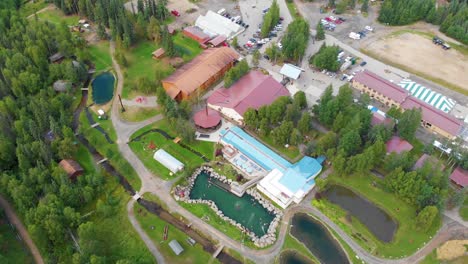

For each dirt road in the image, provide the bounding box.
[0,195,44,264]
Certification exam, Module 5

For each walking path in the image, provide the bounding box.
[0,195,44,264]
[108,27,465,263]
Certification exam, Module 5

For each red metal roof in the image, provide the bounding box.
[193,108,221,128]
[371,112,393,127]
[183,26,210,43]
[354,70,408,103]
[209,35,227,46]
[450,167,468,187]
[401,97,462,137]
[386,136,413,154]
[413,154,445,170]
[207,71,290,116]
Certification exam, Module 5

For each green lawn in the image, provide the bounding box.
[173,32,203,62]
[420,250,439,264]
[460,196,468,221]
[134,203,218,264]
[129,119,214,180]
[121,106,162,122]
[314,173,440,258]
[280,232,319,263]
[88,41,112,73]
[122,41,175,99]
[37,8,79,25]
[179,202,257,249]
[79,110,142,189]
[20,0,48,17]
[0,214,33,264]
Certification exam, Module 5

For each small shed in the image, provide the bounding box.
[53,80,71,92]
[152,48,166,59]
[169,240,184,255]
[450,167,468,188]
[49,52,64,63]
[59,159,84,180]
[280,64,303,80]
[386,136,413,154]
[153,149,184,173]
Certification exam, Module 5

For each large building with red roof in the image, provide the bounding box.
[207,71,290,124]
[450,166,468,188]
[353,70,408,108]
[401,97,462,140]
[352,70,462,140]
[162,47,239,101]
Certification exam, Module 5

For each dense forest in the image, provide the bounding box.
[0,1,162,263]
[378,0,468,44]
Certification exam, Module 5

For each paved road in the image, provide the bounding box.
[0,195,44,264]
[108,9,466,262]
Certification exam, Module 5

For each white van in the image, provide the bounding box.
[217,8,226,15]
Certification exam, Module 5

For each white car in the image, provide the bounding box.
[365,26,373,31]
[277,42,283,49]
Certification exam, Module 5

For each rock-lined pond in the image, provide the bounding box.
[189,171,274,237]
[91,72,115,104]
[291,213,349,264]
[323,185,397,242]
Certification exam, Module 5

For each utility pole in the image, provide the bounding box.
[118,94,126,112]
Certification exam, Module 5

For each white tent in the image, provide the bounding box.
[195,10,243,39]
[168,240,184,255]
[153,149,184,173]
[280,64,303,80]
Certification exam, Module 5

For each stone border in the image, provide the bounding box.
[173,166,283,247]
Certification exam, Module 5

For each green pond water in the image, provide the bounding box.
[189,171,274,237]
[291,213,349,264]
[92,72,115,104]
[280,250,315,264]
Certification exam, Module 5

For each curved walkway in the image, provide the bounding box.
[0,195,44,264]
[127,199,165,263]
[108,38,463,264]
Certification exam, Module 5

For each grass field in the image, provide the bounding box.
[88,41,113,73]
[179,202,257,249]
[129,119,214,180]
[460,196,468,221]
[0,214,33,264]
[134,203,218,264]
[121,106,161,122]
[122,41,174,99]
[314,173,440,258]
[20,0,48,17]
[79,110,142,189]
[37,8,79,25]
[173,32,203,61]
[73,144,154,263]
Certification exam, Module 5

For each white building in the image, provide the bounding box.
[195,10,244,39]
[153,149,184,173]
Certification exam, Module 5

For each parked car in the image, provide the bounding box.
[338,17,346,22]
[325,17,333,22]
[277,42,283,49]
[171,10,180,17]
[360,61,367,66]
[269,33,277,38]
[263,54,270,60]
[263,8,270,13]
[279,16,284,21]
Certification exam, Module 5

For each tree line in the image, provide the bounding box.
[379,0,468,44]
[313,85,448,230]
[223,60,250,88]
[243,91,309,146]
[0,8,129,262]
[261,0,280,38]
[48,0,170,48]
